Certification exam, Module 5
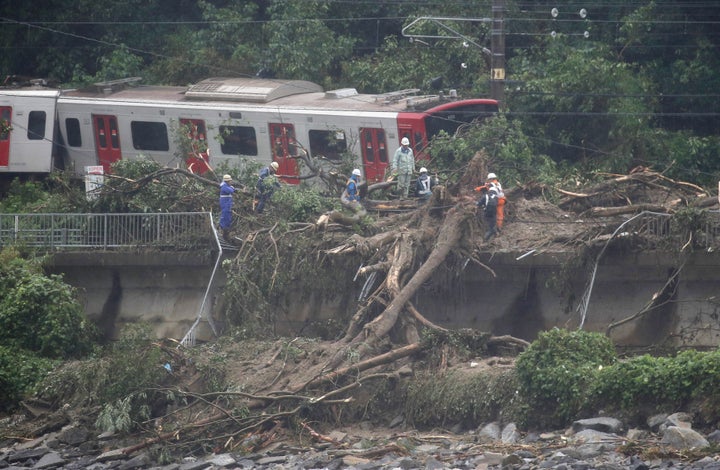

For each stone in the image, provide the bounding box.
[118,453,150,470]
[501,422,520,444]
[33,451,66,469]
[328,430,347,442]
[660,425,709,449]
[476,422,501,443]
[647,413,668,432]
[94,448,128,463]
[388,414,404,429]
[255,455,287,465]
[571,417,624,434]
[206,453,235,467]
[58,425,89,446]
[707,429,720,443]
[568,429,618,445]
[663,412,693,429]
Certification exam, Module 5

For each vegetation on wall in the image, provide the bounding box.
[0,247,96,410]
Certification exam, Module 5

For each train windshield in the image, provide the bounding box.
[424,101,498,141]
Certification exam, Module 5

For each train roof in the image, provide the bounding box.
[58,77,471,113]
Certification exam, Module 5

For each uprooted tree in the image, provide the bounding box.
[19,152,720,457]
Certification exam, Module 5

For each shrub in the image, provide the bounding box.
[0,249,95,358]
[514,328,617,428]
[0,346,55,411]
[592,348,720,421]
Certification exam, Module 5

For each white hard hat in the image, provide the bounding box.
[270,162,279,171]
[352,168,361,176]
[222,174,232,182]
[419,167,428,173]
[401,137,410,146]
[487,172,497,180]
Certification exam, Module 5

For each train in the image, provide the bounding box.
[0,76,498,184]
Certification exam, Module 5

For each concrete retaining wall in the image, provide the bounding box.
[49,249,720,348]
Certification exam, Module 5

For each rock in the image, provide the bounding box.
[178,459,212,470]
[571,417,624,434]
[708,429,720,443]
[94,448,128,463]
[476,422,501,443]
[205,453,236,467]
[663,412,693,429]
[388,414,404,428]
[568,430,620,447]
[58,425,89,446]
[342,455,370,466]
[626,428,649,441]
[647,413,668,432]
[501,422,521,444]
[328,430,348,442]
[118,453,150,470]
[660,425,709,449]
[34,451,66,469]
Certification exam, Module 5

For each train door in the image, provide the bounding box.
[180,118,210,174]
[92,114,121,173]
[396,113,428,160]
[268,122,299,184]
[0,107,11,167]
[360,127,388,183]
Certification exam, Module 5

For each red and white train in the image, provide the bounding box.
[0,77,498,183]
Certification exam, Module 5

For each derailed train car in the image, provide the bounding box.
[1,77,498,183]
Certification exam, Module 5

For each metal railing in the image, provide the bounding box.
[619,210,720,249]
[0,212,215,250]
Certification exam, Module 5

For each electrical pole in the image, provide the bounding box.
[490,0,506,106]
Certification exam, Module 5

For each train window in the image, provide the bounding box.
[27,111,46,140]
[0,108,10,140]
[219,125,257,156]
[309,129,347,160]
[378,129,387,163]
[130,121,169,151]
[65,118,82,147]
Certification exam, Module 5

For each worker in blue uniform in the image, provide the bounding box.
[219,174,235,241]
[255,161,280,214]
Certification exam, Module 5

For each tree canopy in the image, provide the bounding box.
[1,0,719,183]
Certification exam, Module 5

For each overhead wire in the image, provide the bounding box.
[3,4,719,168]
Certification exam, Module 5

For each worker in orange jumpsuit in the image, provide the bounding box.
[486,172,506,231]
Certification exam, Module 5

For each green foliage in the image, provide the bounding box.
[509,39,655,172]
[272,186,337,222]
[0,346,55,411]
[0,175,92,214]
[92,156,214,213]
[591,349,720,418]
[96,392,150,434]
[0,179,48,213]
[263,0,355,83]
[514,328,617,428]
[428,114,557,186]
[0,248,95,359]
[36,324,174,433]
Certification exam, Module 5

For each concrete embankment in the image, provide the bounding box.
[49,248,720,348]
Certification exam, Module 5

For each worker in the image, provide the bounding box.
[486,172,506,231]
[415,167,436,202]
[477,185,499,241]
[341,168,363,213]
[255,161,280,214]
[218,174,235,241]
[391,137,415,198]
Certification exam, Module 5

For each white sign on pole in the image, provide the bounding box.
[85,166,104,200]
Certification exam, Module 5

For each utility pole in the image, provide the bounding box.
[490,0,506,106]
